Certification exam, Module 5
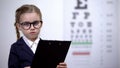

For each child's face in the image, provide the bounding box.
[18,12,42,41]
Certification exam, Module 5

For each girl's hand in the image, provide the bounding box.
[56,62,67,68]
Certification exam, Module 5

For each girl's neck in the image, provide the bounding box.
[30,38,37,42]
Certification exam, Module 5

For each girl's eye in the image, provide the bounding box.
[33,21,39,25]
[21,22,30,26]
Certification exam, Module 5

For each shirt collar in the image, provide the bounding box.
[23,36,40,47]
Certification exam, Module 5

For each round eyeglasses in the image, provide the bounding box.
[19,20,42,30]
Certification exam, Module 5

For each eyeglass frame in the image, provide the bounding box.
[19,20,42,30]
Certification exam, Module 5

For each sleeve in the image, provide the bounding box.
[8,44,20,68]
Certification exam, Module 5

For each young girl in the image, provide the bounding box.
[8,4,67,68]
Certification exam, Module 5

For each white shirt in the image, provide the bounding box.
[23,36,40,54]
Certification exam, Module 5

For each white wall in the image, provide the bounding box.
[0,0,63,68]
[0,0,120,68]
[118,0,120,68]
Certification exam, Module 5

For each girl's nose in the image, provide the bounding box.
[30,24,35,29]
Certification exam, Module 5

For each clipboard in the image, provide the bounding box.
[31,40,71,68]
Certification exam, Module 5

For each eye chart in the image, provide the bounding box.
[64,0,119,68]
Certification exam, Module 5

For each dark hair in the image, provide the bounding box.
[14,4,42,40]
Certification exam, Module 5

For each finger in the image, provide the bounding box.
[59,62,67,66]
[56,65,67,68]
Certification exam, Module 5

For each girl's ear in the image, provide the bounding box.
[16,23,21,30]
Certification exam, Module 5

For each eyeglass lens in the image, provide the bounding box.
[20,20,42,30]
